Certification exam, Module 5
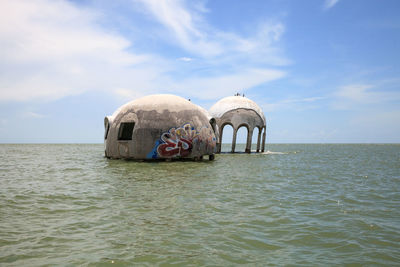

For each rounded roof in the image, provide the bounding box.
[209,96,266,123]
[111,94,207,118]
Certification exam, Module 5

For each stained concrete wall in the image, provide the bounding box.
[104,95,217,160]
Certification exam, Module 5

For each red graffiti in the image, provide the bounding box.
[157,124,197,158]
[157,136,192,157]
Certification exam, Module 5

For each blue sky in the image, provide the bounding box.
[1,0,399,143]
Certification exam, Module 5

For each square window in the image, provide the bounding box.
[118,122,135,140]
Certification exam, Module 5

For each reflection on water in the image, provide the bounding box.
[0,144,399,265]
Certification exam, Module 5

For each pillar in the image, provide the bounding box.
[218,125,223,153]
[261,127,266,152]
[256,128,261,152]
[231,128,237,153]
[245,128,253,153]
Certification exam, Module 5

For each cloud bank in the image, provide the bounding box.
[0,0,287,102]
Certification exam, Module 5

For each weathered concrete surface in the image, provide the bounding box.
[209,96,267,153]
[104,94,217,160]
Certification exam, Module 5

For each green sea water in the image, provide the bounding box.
[0,144,399,266]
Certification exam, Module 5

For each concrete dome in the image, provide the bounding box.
[209,96,266,124]
[104,94,217,160]
[209,95,266,153]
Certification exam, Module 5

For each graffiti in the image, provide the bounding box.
[157,123,196,157]
[147,123,216,158]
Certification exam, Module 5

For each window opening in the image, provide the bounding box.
[118,122,135,140]
[209,118,216,134]
[104,123,110,140]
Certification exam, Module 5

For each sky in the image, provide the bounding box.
[0,0,399,143]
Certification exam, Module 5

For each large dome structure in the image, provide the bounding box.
[209,96,266,153]
[104,94,217,160]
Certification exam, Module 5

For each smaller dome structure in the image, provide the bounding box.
[209,96,266,153]
[104,94,217,160]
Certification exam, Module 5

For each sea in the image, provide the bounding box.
[0,144,399,266]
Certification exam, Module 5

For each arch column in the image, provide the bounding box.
[261,127,266,152]
[245,128,253,153]
[231,127,237,153]
[256,128,261,152]
[217,124,223,153]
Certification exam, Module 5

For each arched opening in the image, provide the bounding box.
[235,125,248,152]
[220,124,233,152]
[251,127,260,152]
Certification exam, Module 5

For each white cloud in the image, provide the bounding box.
[137,0,222,57]
[336,84,374,102]
[173,68,285,100]
[261,96,326,112]
[282,96,326,104]
[332,84,400,109]
[178,57,193,62]
[0,0,162,102]
[21,111,45,119]
[113,88,147,101]
[324,0,340,10]
[0,1,132,63]
[0,0,287,103]
[110,67,285,102]
[136,0,288,64]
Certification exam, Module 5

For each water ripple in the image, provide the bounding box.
[0,144,399,266]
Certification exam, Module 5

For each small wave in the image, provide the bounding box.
[262,151,288,155]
